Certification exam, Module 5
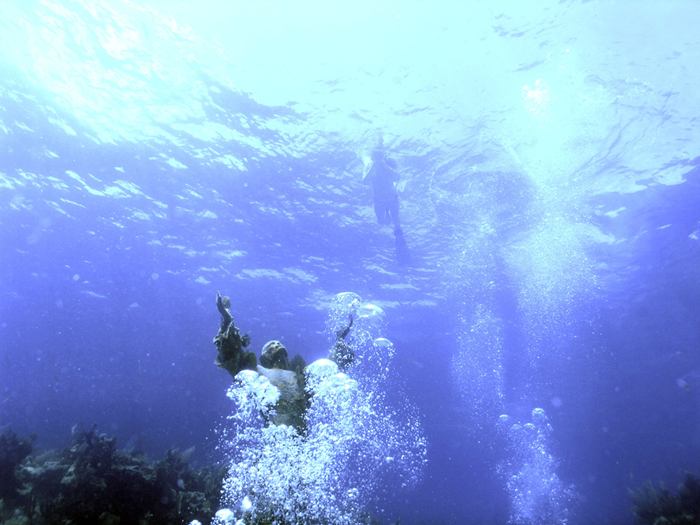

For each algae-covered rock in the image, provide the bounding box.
[631,474,700,525]
[4,427,225,525]
[0,504,30,525]
[0,429,33,503]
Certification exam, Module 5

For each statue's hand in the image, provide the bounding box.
[216,292,232,321]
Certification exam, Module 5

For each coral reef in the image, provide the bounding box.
[631,474,700,525]
[0,427,224,525]
[0,429,33,505]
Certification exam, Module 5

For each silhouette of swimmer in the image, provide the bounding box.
[364,144,410,263]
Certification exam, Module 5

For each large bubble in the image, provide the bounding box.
[369,337,395,372]
[326,292,386,345]
[348,336,396,388]
[530,407,550,430]
[355,302,386,337]
[326,291,361,336]
[304,357,339,392]
[225,369,279,422]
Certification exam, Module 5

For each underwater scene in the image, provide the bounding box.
[1,1,699,524]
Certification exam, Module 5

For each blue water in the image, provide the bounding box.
[2,1,700,523]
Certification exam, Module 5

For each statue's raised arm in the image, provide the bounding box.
[212,292,256,378]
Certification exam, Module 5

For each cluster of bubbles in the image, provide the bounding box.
[328,292,397,391]
[497,408,574,525]
[214,292,426,524]
[451,303,506,427]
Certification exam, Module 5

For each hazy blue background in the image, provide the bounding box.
[1,1,699,523]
